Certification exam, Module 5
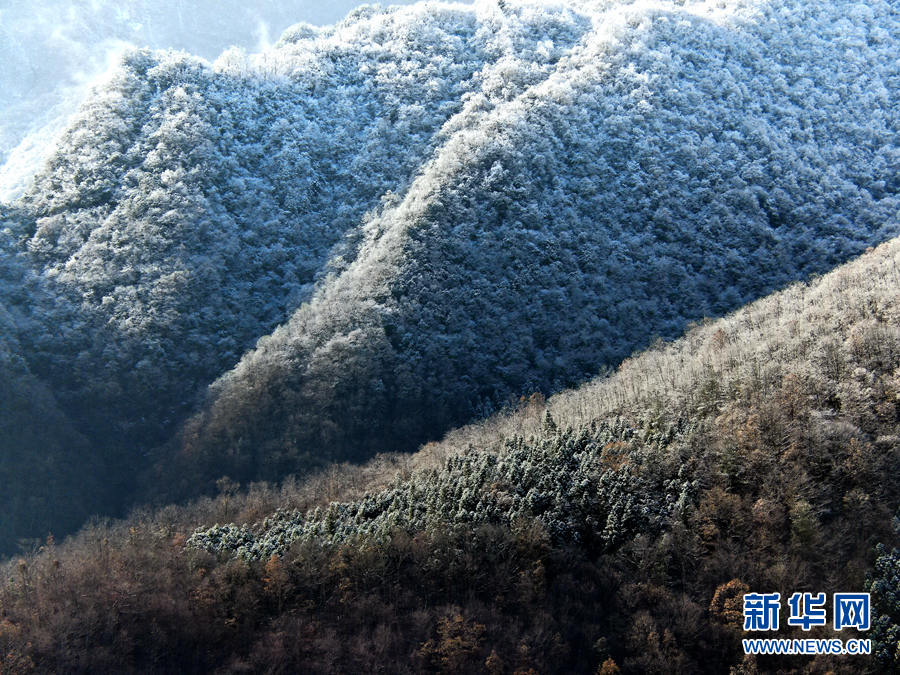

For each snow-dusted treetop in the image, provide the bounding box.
[0,0,444,202]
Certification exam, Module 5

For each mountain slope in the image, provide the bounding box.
[2,235,897,674]
[1,0,898,546]
[192,234,900,560]
[0,0,419,201]
[6,3,536,445]
[186,235,899,671]
[177,0,900,487]
[1,3,594,536]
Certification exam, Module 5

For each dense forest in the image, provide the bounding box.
[0,0,378,202]
[0,0,899,671]
[1,235,898,672]
[1,0,898,556]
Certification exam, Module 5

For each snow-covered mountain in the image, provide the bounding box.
[175,0,900,485]
[0,0,898,546]
[0,0,434,201]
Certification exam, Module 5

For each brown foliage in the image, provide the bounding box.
[709,579,749,629]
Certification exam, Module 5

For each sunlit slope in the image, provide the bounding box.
[3,3,589,457]
[0,0,437,201]
[193,231,900,563]
[179,0,899,486]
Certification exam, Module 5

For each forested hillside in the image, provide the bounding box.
[1,235,897,673]
[0,0,387,202]
[177,0,900,489]
[1,0,898,551]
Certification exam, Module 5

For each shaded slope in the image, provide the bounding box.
[179,0,900,488]
[0,308,105,551]
[0,2,592,542]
